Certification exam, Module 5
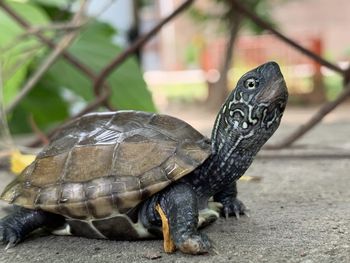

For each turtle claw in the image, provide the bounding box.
[223,207,229,220]
[244,210,250,218]
[5,243,12,250]
[178,233,211,255]
[220,198,247,219]
[0,221,21,249]
[0,227,4,245]
[209,237,219,255]
[5,237,17,250]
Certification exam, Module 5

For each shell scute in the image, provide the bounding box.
[34,185,59,208]
[30,154,67,186]
[112,140,177,177]
[64,145,115,183]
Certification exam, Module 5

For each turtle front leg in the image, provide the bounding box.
[0,206,65,249]
[213,181,247,219]
[142,183,211,255]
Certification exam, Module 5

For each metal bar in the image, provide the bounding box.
[266,81,350,149]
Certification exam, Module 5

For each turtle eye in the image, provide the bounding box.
[244,78,258,90]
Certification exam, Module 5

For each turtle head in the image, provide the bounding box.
[212,62,288,152]
[229,61,288,131]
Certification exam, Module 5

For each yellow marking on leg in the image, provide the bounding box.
[155,204,176,253]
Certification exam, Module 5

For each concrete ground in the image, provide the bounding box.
[0,104,350,263]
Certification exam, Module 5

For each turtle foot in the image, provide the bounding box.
[221,198,248,219]
[0,221,21,249]
[178,233,211,255]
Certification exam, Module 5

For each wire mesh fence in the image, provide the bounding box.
[1,0,349,150]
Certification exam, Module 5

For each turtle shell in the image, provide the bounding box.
[1,111,211,220]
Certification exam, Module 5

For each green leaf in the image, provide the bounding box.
[2,64,27,105]
[0,1,49,105]
[5,11,155,134]
[46,21,156,112]
[8,75,70,134]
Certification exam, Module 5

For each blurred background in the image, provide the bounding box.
[1,0,350,146]
[1,2,350,261]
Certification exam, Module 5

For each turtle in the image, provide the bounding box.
[0,62,288,255]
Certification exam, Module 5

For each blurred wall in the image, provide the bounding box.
[271,0,350,61]
[141,0,350,70]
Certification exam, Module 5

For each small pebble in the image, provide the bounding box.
[143,251,162,260]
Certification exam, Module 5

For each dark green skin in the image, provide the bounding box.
[0,62,288,254]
